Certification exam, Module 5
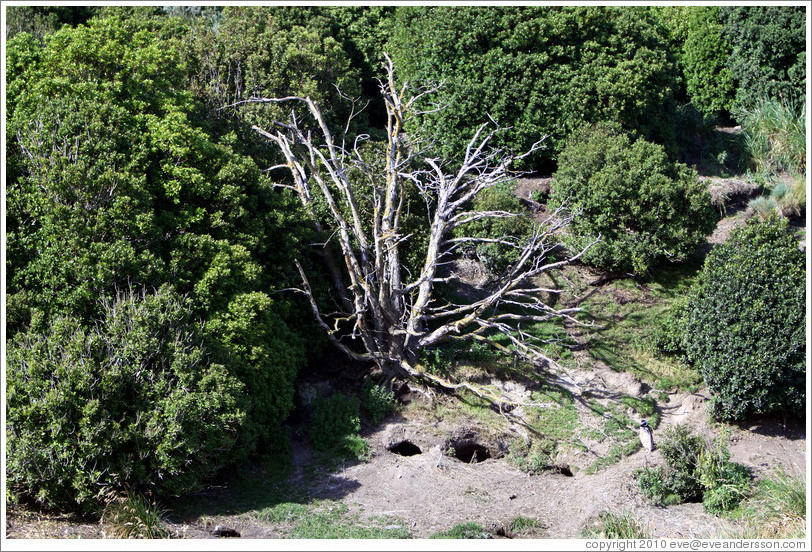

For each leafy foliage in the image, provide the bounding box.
[309,393,369,460]
[389,6,681,170]
[361,378,397,425]
[183,6,360,134]
[720,6,806,118]
[680,9,735,116]
[5,14,309,500]
[682,217,805,421]
[458,179,533,275]
[5,5,96,40]
[6,287,245,511]
[549,123,716,273]
[636,425,749,514]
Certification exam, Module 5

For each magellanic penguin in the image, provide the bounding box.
[639,419,654,453]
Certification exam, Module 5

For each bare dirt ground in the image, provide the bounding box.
[128,381,803,540]
[6,387,805,540]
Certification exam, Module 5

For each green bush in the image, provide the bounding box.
[361,378,397,425]
[660,7,735,117]
[655,425,705,502]
[309,392,368,460]
[636,425,749,514]
[389,6,681,170]
[698,436,750,514]
[720,6,806,119]
[5,14,310,462]
[636,467,682,506]
[682,216,805,421]
[455,180,533,275]
[5,287,245,511]
[183,6,360,134]
[549,123,716,274]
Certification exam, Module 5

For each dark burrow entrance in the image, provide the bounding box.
[388,440,422,456]
[453,442,491,463]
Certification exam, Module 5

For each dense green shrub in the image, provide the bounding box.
[6,287,245,511]
[680,9,735,116]
[656,425,705,502]
[5,14,309,466]
[183,6,360,135]
[309,393,369,460]
[720,6,806,118]
[389,6,680,170]
[5,5,96,39]
[457,180,533,275]
[682,216,805,421]
[655,6,735,117]
[549,123,716,274]
[636,425,749,514]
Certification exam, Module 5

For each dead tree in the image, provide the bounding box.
[238,55,597,393]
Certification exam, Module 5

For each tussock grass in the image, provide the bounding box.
[742,96,806,177]
[581,511,651,539]
[509,515,546,535]
[253,500,411,538]
[101,493,172,539]
[724,469,806,539]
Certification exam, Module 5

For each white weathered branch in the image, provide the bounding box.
[245,55,598,387]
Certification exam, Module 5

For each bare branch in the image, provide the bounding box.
[245,55,598,392]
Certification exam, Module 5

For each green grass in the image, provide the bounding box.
[101,493,173,539]
[742,96,806,177]
[724,469,806,539]
[567,262,703,392]
[584,441,641,475]
[581,511,651,539]
[429,521,490,539]
[508,515,546,536]
[253,501,411,538]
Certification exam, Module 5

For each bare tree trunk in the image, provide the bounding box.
[228,54,598,391]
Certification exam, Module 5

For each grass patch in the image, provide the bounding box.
[254,501,411,539]
[429,521,490,539]
[742,96,806,176]
[509,516,546,536]
[581,511,651,539]
[567,262,703,392]
[584,441,641,475]
[101,493,173,539]
[724,469,805,539]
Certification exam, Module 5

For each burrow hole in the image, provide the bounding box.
[453,441,491,463]
[553,464,574,477]
[388,440,422,456]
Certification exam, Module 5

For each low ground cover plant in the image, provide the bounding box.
[636,425,749,515]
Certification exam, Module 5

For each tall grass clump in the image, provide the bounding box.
[742,96,806,176]
[724,469,805,539]
[581,511,651,539]
[101,492,172,539]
